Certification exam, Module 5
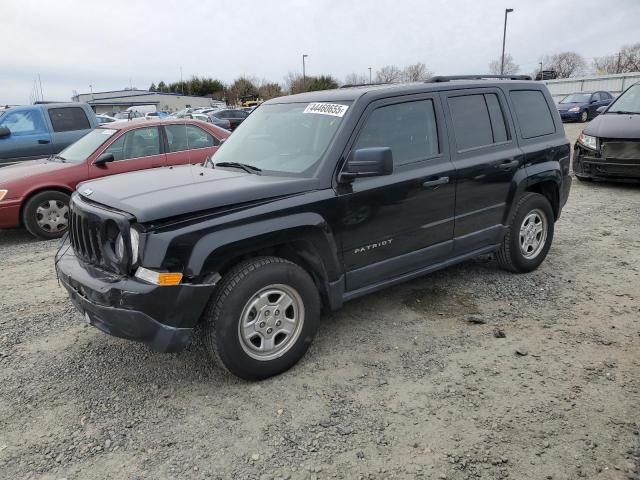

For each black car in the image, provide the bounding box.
[556,91,613,122]
[573,82,640,182]
[56,75,571,380]
[210,109,249,130]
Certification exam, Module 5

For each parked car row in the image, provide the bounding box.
[557,90,614,122]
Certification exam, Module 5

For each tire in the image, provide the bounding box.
[496,193,555,273]
[202,256,321,380]
[575,174,592,182]
[22,190,70,240]
[580,110,588,122]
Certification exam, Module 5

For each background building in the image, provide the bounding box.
[72,89,219,114]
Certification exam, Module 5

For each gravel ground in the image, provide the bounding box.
[1,122,639,480]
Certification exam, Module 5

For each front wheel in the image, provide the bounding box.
[202,256,321,380]
[22,190,70,240]
[580,110,588,122]
[496,193,555,273]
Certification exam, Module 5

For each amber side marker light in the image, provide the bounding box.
[135,267,183,286]
[0,190,8,201]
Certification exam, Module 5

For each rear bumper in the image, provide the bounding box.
[55,246,217,352]
[573,146,640,180]
[0,200,21,229]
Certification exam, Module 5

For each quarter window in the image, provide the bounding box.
[165,124,218,152]
[353,100,439,166]
[0,109,48,136]
[103,127,161,161]
[48,107,91,132]
[510,90,556,139]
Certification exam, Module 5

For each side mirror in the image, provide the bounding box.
[0,126,10,138]
[93,152,115,166]
[590,99,598,104]
[339,147,393,183]
[596,106,607,114]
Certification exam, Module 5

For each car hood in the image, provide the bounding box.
[78,164,318,223]
[584,113,640,139]
[0,158,79,185]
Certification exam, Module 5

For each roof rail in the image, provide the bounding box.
[339,82,391,88]
[427,75,532,83]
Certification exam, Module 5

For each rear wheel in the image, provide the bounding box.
[22,190,70,240]
[496,193,554,273]
[202,256,321,380]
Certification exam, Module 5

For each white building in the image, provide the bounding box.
[72,89,220,114]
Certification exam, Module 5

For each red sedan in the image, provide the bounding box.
[0,119,229,239]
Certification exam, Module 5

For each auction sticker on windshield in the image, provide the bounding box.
[303,103,349,117]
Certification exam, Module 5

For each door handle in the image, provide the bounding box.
[498,160,518,170]
[422,176,449,188]
[38,139,50,144]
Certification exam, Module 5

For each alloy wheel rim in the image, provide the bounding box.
[519,208,547,260]
[238,284,305,361]
[35,200,69,233]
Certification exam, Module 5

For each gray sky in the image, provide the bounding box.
[1,0,638,104]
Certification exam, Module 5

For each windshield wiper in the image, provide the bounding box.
[609,110,639,115]
[215,161,262,174]
[49,154,67,162]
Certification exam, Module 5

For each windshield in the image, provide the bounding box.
[560,93,591,104]
[607,83,640,114]
[213,102,350,176]
[57,128,117,162]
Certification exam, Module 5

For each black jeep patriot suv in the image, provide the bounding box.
[56,76,571,380]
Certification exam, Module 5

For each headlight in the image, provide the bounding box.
[568,107,581,112]
[577,132,597,150]
[130,228,140,264]
[114,233,125,260]
[0,189,7,201]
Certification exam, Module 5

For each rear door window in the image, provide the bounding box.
[165,124,218,152]
[447,94,494,151]
[48,107,91,132]
[509,90,556,139]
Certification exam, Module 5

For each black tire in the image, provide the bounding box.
[202,256,321,380]
[575,174,592,182]
[22,190,70,240]
[580,110,588,122]
[496,193,555,273]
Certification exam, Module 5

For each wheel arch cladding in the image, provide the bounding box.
[525,180,560,220]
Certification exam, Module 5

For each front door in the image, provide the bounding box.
[0,108,53,163]
[88,126,165,179]
[337,95,456,292]
[441,88,524,253]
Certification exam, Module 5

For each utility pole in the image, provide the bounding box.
[180,66,184,95]
[38,73,44,101]
[539,62,543,80]
[369,67,372,84]
[89,84,94,101]
[500,8,514,76]
[616,52,622,74]
[302,54,308,90]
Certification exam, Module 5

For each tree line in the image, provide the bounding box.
[490,42,640,79]
[146,43,639,103]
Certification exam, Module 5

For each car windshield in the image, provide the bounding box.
[56,128,117,162]
[560,93,591,104]
[607,83,640,114]
[213,102,350,176]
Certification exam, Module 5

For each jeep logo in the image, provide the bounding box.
[354,239,393,254]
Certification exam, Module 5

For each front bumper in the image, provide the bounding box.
[573,145,640,180]
[56,246,217,352]
[559,110,581,121]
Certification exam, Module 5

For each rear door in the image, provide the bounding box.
[338,94,456,292]
[88,126,165,179]
[0,108,54,162]
[163,123,220,165]
[442,88,524,253]
[47,106,93,150]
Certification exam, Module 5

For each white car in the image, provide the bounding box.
[95,114,118,125]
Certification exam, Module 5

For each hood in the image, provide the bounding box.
[0,158,78,185]
[584,113,640,139]
[78,164,318,223]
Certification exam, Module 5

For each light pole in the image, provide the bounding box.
[539,62,543,80]
[302,54,308,90]
[500,8,514,76]
[368,67,372,84]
